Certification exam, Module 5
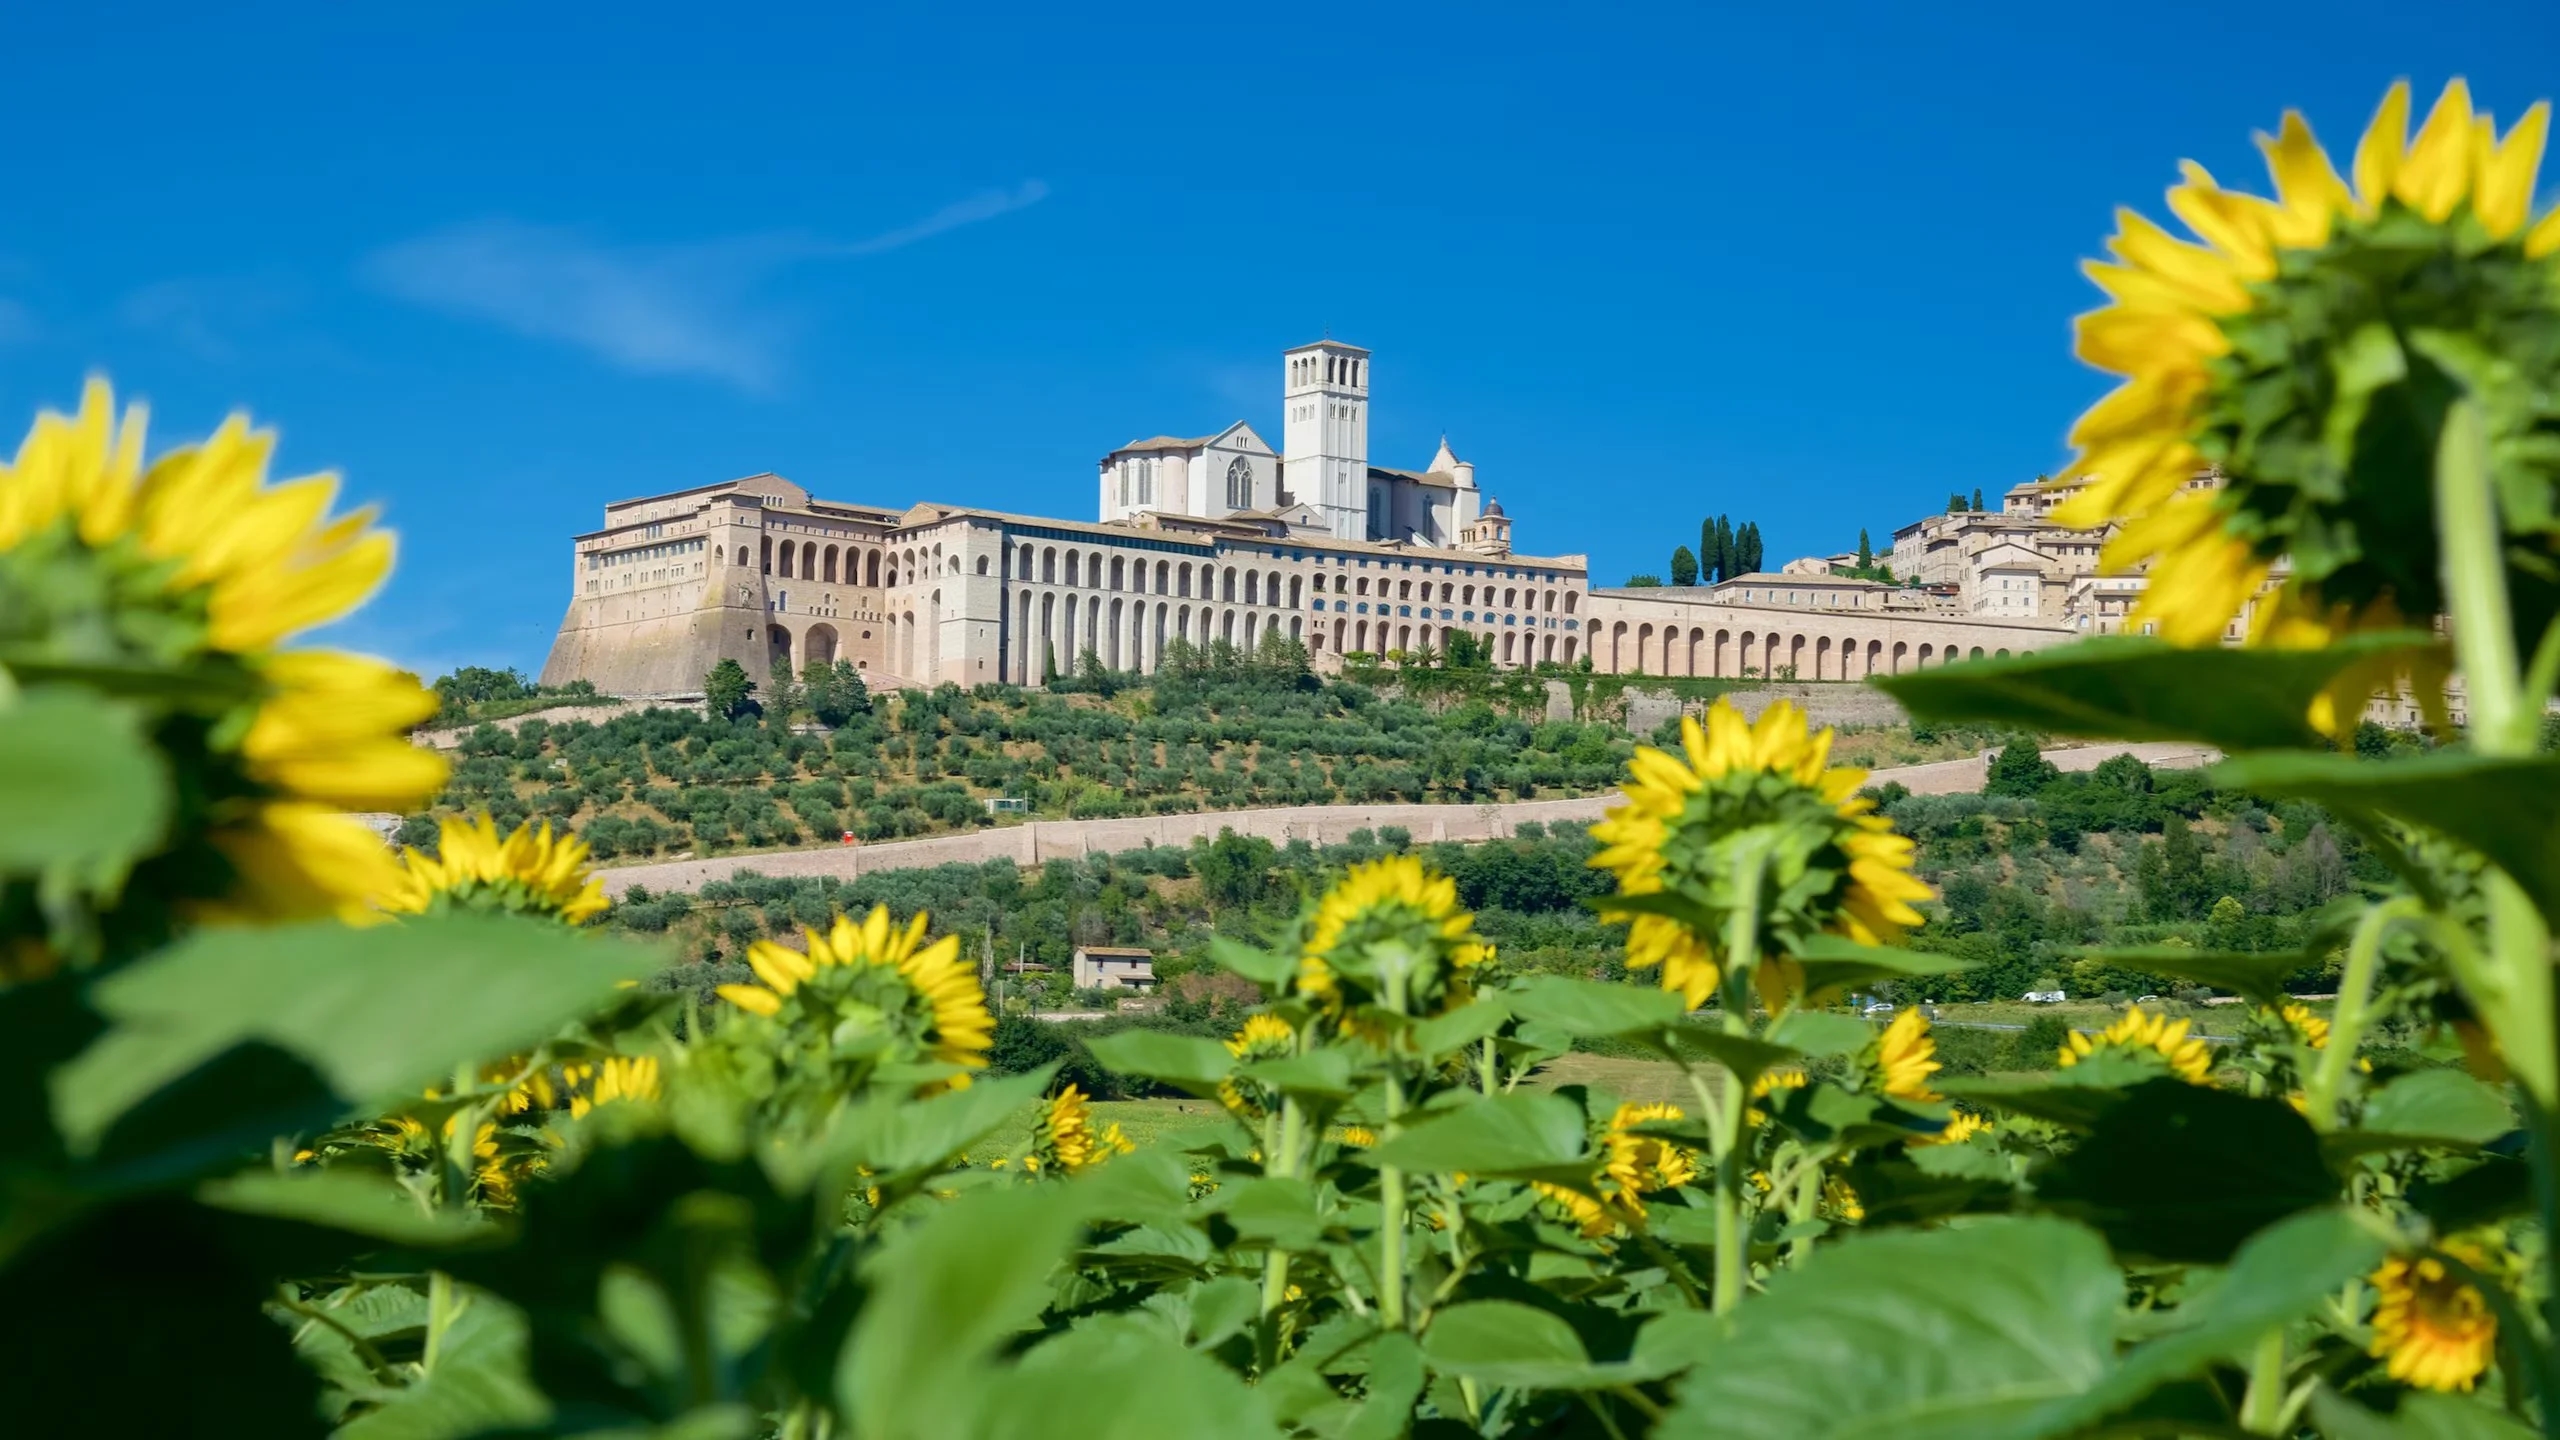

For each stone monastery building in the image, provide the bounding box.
[542,341,2082,697]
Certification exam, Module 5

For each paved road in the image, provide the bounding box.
[596,740,2215,897]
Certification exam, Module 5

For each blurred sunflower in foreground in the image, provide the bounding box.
[384,813,610,924]
[0,379,444,966]
[2057,78,2560,710]
[2369,1244,2502,1392]
[1590,699,1930,1008]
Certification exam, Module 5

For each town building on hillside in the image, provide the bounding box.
[1704,571,1895,611]
[1779,553,1858,576]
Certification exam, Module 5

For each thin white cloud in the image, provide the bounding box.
[365,183,1050,389]
[117,276,293,361]
[836,181,1050,256]
[366,222,794,389]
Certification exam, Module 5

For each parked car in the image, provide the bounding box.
[2023,989,2068,1004]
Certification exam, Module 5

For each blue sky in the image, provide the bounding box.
[4,2,2556,678]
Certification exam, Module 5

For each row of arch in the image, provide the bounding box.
[1009,543,1298,605]
[1328,620,1575,668]
[1009,596,1309,683]
[1600,622,2015,679]
[731,536,992,589]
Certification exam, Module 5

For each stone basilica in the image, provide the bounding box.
[541,340,2079,698]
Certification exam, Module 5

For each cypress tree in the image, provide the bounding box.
[1701,518,1718,583]
[1856,528,1873,569]
[1715,515,1736,581]
[1973,486,1986,511]
[1670,545,1698,586]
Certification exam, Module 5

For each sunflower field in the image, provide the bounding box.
[8,76,2560,1440]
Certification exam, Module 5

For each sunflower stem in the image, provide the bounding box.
[2307,898,2417,1132]
[2435,393,2560,1431]
[1709,853,1766,1314]
[1378,961,1413,1332]
[2238,1327,2287,1434]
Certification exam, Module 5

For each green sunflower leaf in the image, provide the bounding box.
[1083,1030,1236,1096]
[0,687,170,885]
[1239,1048,1356,1100]
[2032,1079,2336,1265]
[2212,749,2560,926]
[1873,632,2441,751]
[1510,975,1687,1038]
[1208,936,1297,988]
[2337,1068,2516,1154]
[2037,1208,2390,1436]
[1365,1091,1592,1185]
[976,1315,1283,1440]
[2307,1384,2542,1439]
[1937,1062,2155,1129]
[54,914,664,1157]
[840,1181,1094,1440]
[1659,1216,2122,1440]
[1421,1300,1601,1389]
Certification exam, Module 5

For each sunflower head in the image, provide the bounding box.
[566,1055,662,1118]
[2058,78,2560,684]
[2059,1005,2217,1085]
[1867,1008,1943,1102]
[717,904,993,1095]
[1914,1109,1992,1148]
[1297,855,1494,1026]
[2370,1243,2504,1392]
[383,813,609,925]
[1217,1012,1299,1119]
[1589,699,1932,1009]
[0,380,444,959]
[1031,1083,1132,1175]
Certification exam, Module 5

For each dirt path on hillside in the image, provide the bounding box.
[595,740,2214,896]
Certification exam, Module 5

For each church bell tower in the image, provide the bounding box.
[1282,340,1369,540]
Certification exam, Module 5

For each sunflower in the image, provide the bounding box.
[2369,1246,2501,1392]
[1870,1008,1943,1102]
[2059,1005,2217,1084]
[1297,855,1494,1022]
[1532,1101,1700,1238]
[718,904,993,1082]
[1914,1109,1992,1147]
[1590,699,1932,1008]
[1218,1012,1298,1118]
[1747,1065,1808,1126]
[1599,1102,1700,1210]
[0,380,444,943]
[2055,78,2560,697]
[1032,1083,1132,1174]
[383,812,609,924]
[567,1055,661,1118]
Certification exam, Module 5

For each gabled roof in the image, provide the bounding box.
[1107,420,1271,459]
